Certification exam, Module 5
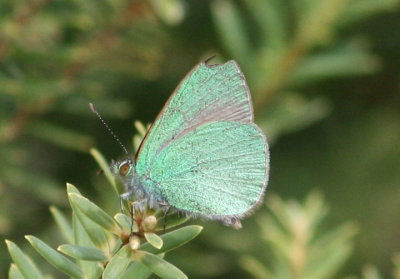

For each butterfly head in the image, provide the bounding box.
[112,158,135,178]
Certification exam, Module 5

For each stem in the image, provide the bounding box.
[254,0,349,112]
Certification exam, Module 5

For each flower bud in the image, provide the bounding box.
[141,215,157,231]
[129,235,141,250]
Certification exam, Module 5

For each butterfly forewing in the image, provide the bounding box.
[136,60,253,171]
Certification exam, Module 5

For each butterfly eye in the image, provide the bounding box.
[119,161,132,177]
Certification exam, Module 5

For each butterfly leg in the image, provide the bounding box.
[161,206,170,233]
[129,203,136,233]
[131,199,148,212]
[129,199,147,233]
[120,191,133,200]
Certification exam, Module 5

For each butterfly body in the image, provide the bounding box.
[114,59,269,226]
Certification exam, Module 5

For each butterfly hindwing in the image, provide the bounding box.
[148,121,268,218]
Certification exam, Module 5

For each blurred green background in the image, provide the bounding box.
[1,0,400,278]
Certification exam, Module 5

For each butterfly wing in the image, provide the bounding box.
[135,60,254,174]
[134,59,269,220]
[147,121,269,220]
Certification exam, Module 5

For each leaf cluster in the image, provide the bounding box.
[240,192,357,279]
[211,0,398,142]
[6,121,201,278]
[6,179,201,279]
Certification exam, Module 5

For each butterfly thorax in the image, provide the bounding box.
[112,158,169,211]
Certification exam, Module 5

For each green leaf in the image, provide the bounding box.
[133,134,144,154]
[72,214,105,278]
[68,184,109,250]
[362,265,384,279]
[258,94,331,143]
[103,244,132,279]
[244,0,287,50]
[69,193,122,236]
[340,0,400,26]
[240,255,273,279]
[133,121,151,153]
[25,235,84,279]
[2,165,65,205]
[90,148,119,194]
[58,244,107,261]
[5,240,43,279]
[72,212,92,248]
[137,250,187,279]
[62,97,132,118]
[50,206,73,244]
[134,121,148,138]
[144,232,163,249]
[27,120,93,152]
[149,0,185,25]
[72,206,109,251]
[306,243,354,279]
[249,192,358,279]
[8,264,25,279]
[66,183,82,195]
[306,223,357,279]
[304,191,329,230]
[120,261,153,279]
[393,254,400,279]
[114,213,137,233]
[295,0,348,45]
[291,49,380,85]
[141,225,202,254]
[155,214,190,231]
[211,0,253,72]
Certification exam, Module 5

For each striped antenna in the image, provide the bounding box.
[89,103,129,155]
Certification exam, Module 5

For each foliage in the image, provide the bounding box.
[359,255,400,279]
[6,139,201,279]
[240,192,357,279]
[1,0,400,278]
[211,0,396,142]
[7,183,201,278]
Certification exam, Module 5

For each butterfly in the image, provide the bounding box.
[113,58,269,228]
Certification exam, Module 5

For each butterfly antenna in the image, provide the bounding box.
[89,103,129,155]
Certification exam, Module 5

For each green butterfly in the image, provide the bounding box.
[114,59,269,227]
